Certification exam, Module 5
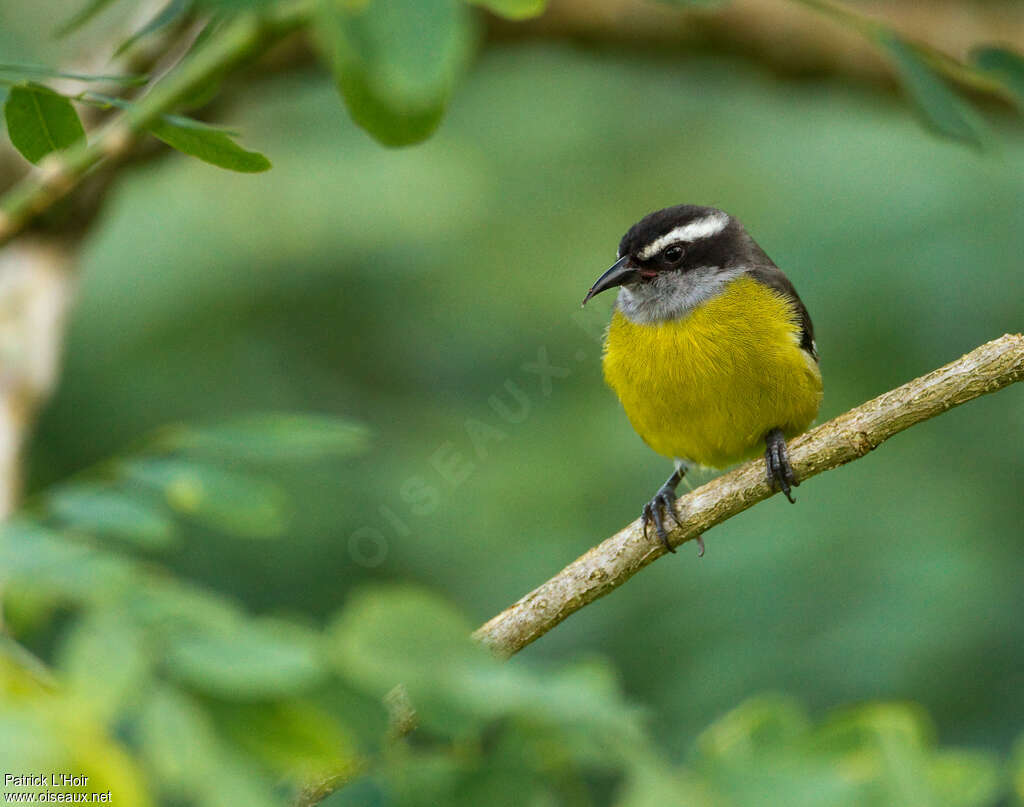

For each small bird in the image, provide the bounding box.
[582,205,822,554]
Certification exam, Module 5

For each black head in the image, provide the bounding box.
[583,205,749,306]
[614,204,745,270]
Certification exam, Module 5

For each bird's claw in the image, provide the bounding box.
[765,428,799,503]
[642,485,687,554]
[643,485,708,553]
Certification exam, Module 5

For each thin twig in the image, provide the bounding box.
[474,334,1024,657]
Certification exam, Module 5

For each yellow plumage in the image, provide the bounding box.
[602,275,822,468]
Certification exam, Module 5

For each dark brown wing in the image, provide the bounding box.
[747,263,818,362]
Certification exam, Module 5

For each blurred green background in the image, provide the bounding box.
[3,0,1024,803]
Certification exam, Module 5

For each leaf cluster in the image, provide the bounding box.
[2,411,1024,805]
[0,63,269,172]
[1,413,366,805]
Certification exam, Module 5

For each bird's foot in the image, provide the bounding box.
[642,484,679,553]
[765,428,798,503]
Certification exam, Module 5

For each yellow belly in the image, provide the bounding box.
[602,275,823,468]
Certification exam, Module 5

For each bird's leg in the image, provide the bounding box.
[641,466,701,555]
[765,428,799,503]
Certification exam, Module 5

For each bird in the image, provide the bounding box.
[582,204,822,555]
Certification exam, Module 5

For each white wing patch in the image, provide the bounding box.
[637,213,729,260]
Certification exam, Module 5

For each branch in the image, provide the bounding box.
[474,334,1024,657]
[0,0,193,511]
[491,0,1024,100]
[0,0,312,250]
[787,0,1011,97]
[0,238,73,518]
[297,334,1023,807]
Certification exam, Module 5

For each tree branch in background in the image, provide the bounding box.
[493,0,1024,87]
[0,238,73,517]
[474,334,1024,657]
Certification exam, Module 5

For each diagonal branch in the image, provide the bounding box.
[298,334,1023,807]
[473,333,1024,657]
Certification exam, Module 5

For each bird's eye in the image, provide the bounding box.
[662,245,684,263]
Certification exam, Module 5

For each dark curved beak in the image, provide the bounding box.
[581,255,640,307]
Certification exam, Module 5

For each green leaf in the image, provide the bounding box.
[163,619,326,698]
[57,609,151,723]
[54,0,121,37]
[114,0,192,57]
[877,33,984,145]
[688,698,1003,806]
[465,0,546,21]
[138,685,221,797]
[0,521,135,604]
[1011,733,1024,803]
[76,91,239,134]
[177,76,223,112]
[3,83,86,164]
[315,0,477,146]
[617,758,711,807]
[329,584,480,696]
[816,700,933,752]
[137,685,277,807]
[970,46,1024,106]
[928,750,1001,807]
[329,585,493,734]
[0,635,58,691]
[47,484,177,548]
[121,458,287,537]
[0,64,147,86]
[154,111,239,134]
[328,585,642,740]
[146,117,271,172]
[166,413,370,462]
[695,694,811,762]
[126,577,243,638]
[210,700,357,780]
[0,700,150,802]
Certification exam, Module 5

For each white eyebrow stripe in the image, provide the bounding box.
[637,213,729,259]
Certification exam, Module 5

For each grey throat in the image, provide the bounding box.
[615,265,746,325]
